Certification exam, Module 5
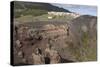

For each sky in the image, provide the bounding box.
[52,3,97,16]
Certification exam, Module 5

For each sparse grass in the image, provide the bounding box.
[63,31,97,61]
[15,15,34,22]
[14,9,48,18]
[75,32,97,61]
[15,13,74,23]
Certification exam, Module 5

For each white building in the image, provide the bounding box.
[48,11,80,18]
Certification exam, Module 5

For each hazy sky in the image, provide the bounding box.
[52,3,97,16]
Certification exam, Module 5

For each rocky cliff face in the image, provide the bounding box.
[13,15,97,65]
[13,23,71,65]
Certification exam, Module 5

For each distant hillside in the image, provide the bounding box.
[13,1,70,12]
[12,1,70,18]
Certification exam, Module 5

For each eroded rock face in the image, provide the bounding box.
[13,23,71,65]
[13,15,97,65]
[32,53,45,64]
[45,48,61,64]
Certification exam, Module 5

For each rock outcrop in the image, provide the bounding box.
[13,15,97,65]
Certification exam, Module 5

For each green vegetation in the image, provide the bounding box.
[76,32,96,61]
[13,1,70,18]
[14,9,48,18]
[15,14,74,23]
[63,31,97,61]
[82,32,89,46]
[81,32,97,61]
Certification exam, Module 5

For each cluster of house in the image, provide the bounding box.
[48,11,80,19]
